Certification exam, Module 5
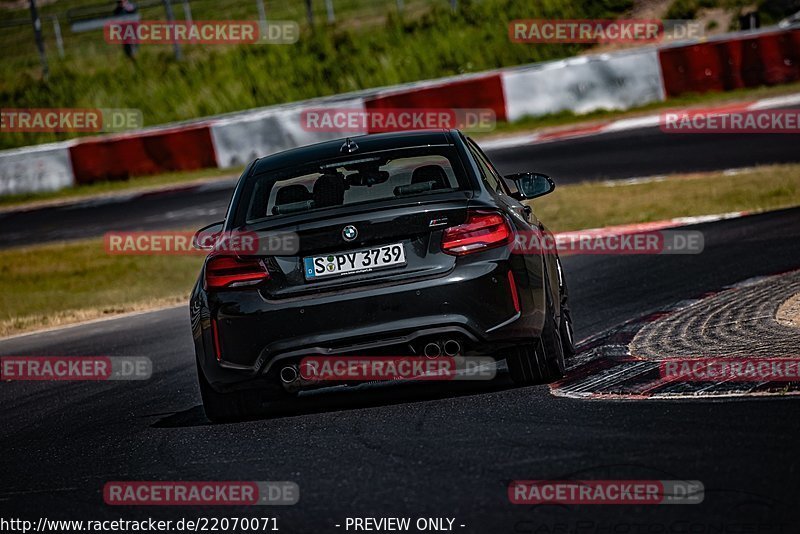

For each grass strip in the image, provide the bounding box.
[1,162,798,337]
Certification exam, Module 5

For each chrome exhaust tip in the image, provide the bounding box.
[424,342,442,358]
[280,365,298,384]
[443,339,461,357]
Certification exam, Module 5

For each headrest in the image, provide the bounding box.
[410,165,448,190]
[275,184,312,205]
[312,174,347,208]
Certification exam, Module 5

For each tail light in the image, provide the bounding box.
[442,211,512,255]
[204,255,270,290]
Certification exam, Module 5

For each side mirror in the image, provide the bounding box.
[193,221,224,250]
[504,172,555,200]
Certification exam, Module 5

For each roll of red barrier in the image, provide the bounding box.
[660,29,800,97]
[69,124,217,184]
[364,74,507,130]
[659,42,725,97]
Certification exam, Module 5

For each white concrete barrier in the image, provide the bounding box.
[0,142,75,196]
[501,48,666,122]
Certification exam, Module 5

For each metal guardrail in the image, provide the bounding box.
[70,13,141,33]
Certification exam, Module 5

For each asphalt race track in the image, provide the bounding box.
[1,122,799,249]
[2,205,799,531]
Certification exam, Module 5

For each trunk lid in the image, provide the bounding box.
[245,191,470,298]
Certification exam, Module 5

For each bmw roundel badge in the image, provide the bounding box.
[342,225,358,242]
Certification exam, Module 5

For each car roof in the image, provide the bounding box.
[251,130,458,176]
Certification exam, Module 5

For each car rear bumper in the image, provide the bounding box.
[195,253,546,392]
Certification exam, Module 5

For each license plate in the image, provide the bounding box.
[304,243,406,280]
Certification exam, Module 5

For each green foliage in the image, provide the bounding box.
[665,0,721,19]
[666,0,701,19]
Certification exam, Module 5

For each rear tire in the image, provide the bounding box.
[559,306,576,358]
[507,295,566,385]
[556,256,576,358]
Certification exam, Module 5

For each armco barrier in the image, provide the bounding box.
[659,28,800,97]
[364,74,507,128]
[68,123,217,184]
[0,142,75,195]
[210,99,368,168]
[501,48,666,122]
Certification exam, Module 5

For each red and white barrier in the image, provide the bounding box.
[2,26,799,195]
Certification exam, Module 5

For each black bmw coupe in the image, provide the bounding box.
[190,129,575,421]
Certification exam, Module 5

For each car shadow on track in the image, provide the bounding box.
[150,370,526,428]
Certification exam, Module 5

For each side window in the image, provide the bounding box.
[467,142,501,193]
[467,139,508,195]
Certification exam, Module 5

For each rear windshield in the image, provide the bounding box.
[241,146,467,224]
